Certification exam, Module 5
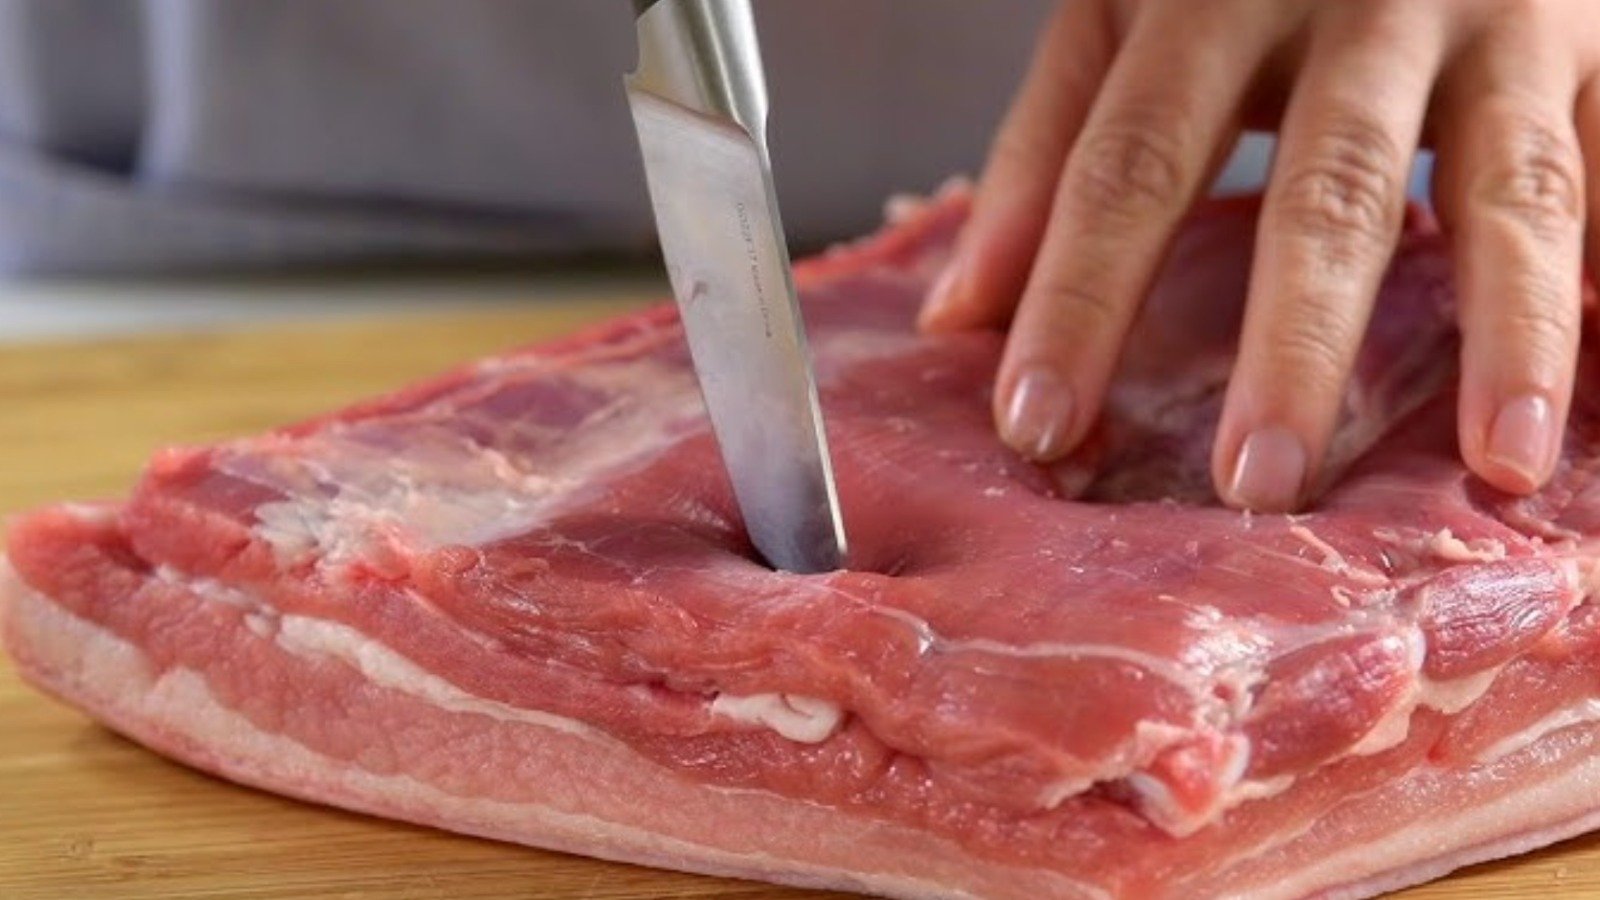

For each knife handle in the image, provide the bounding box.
[627,0,768,140]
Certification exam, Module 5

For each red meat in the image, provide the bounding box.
[8,184,1600,899]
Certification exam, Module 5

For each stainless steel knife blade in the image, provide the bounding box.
[624,0,847,573]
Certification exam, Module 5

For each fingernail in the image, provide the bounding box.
[1228,425,1306,512]
[918,259,964,331]
[1001,366,1075,460]
[1486,393,1553,487]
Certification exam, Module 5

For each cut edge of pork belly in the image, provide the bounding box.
[11,567,1600,900]
[0,569,1098,900]
[11,182,1600,899]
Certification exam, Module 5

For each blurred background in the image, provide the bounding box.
[0,0,1388,343]
[0,0,1037,338]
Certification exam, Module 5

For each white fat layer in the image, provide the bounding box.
[156,565,600,739]
[1125,734,1251,838]
[867,603,1280,826]
[1349,632,1498,760]
[1345,559,1574,762]
[1427,528,1507,563]
[948,637,1200,683]
[1373,526,1509,565]
[1039,721,1188,811]
[1133,719,1190,749]
[1418,666,1501,715]
[1344,630,1425,759]
[1121,773,1174,826]
[243,613,274,640]
[1348,700,1416,759]
[6,563,155,690]
[123,501,1531,843]
[253,501,357,564]
[155,564,256,609]
[1232,739,1600,900]
[1221,631,1502,828]
[1205,639,1507,843]
[1035,775,1094,810]
[1225,774,1296,805]
[273,614,600,739]
[9,581,1109,900]
[239,357,704,563]
[1287,524,1388,587]
[1329,584,1398,609]
[710,693,844,745]
[146,551,1504,843]
[1478,699,1600,763]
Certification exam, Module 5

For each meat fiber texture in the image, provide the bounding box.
[8,184,1600,900]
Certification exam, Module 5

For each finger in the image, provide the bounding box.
[995,0,1288,460]
[1581,78,1600,284]
[1213,3,1445,511]
[918,0,1117,333]
[1434,20,1584,494]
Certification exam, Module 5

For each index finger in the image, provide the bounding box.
[995,0,1284,460]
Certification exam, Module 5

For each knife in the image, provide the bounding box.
[624,0,848,573]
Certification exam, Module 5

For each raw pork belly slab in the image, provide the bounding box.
[8,185,1600,900]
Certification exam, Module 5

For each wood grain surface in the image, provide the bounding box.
[2,304,1598,899]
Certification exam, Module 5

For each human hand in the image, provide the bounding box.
[919,0,1600,511]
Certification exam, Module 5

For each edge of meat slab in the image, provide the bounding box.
[7,182,1600,899]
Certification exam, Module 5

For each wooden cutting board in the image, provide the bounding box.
[2,304,1597,899]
